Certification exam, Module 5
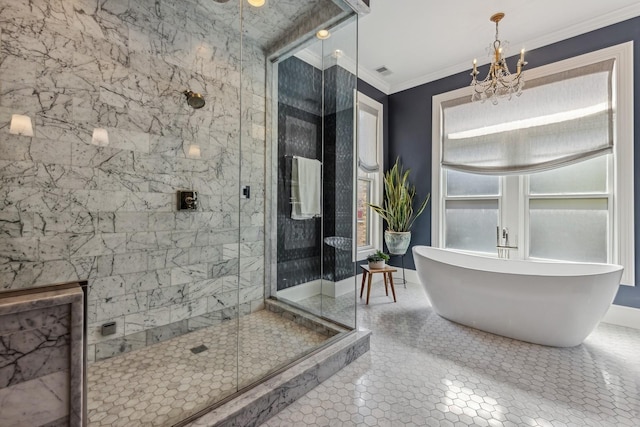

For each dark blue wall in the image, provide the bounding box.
[387,16,640,309]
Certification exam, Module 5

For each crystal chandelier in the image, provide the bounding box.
[470,13,527,104]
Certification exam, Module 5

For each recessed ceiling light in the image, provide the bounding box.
[316,29,331,40]
[248,0,265,7]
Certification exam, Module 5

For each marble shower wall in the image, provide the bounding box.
[0,0,266,361]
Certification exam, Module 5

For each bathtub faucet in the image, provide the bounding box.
[496,226,517,259]
[496,226,510,247]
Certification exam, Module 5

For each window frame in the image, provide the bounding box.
[431,42,634,285]
[356,92,384,261]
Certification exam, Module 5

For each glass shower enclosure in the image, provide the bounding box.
[0,0,358,425]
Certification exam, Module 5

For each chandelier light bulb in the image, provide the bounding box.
[247,0,265,7]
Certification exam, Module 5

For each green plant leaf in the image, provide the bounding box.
[367,157,430,232]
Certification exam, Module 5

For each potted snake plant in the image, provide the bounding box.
[368,157,430,255]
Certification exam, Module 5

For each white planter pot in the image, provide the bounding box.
[368,260,385,269]
[385,230,411,255]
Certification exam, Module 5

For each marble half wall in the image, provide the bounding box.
[0,282,84,427]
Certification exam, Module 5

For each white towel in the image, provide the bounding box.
[291,156,322,220]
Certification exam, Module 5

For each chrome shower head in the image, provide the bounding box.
[183,90,205,109]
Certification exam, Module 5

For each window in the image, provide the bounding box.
[432,42,634,285]
[527,156,611,263]
[356,93,383,260]
[443,170,500,253]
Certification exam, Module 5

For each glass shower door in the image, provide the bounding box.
[239,0,359,391]
[270,14,359,329]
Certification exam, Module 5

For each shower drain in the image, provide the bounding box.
[190,344,208,354]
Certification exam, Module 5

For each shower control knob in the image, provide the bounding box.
[178,191,198,210]
[185,196,197,209]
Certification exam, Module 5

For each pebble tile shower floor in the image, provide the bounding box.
[264,280,640,427]
[87,310,328,426]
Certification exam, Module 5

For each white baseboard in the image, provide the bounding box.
[328,276,357,298]
[277,276,360,301]
[277,280,323,302]
[603,304,640,330]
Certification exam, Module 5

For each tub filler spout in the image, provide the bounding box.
[496,226,517,259]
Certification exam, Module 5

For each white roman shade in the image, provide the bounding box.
[442,59,614,175]
[358,103,380,172]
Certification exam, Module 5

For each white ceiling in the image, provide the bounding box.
[349,0,640,94]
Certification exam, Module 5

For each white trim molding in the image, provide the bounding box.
[356,92,384,261]
[358,67,391,94]
[294,48,391,94]
[602,304,640,330]
[612,41,635,286]
[294,49,323,69]
[276,276,357,302]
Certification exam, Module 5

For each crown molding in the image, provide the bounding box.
[357,66,391,94]
[388,3,640,94]
[390,60,474,94]
[294,48,323,69]
[332,51,356,75]
[293,48,391,94]
[333,53,391,94]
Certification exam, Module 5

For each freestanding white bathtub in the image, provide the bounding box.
[413,246,624,347]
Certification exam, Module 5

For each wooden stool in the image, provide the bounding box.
[360,264,397,305]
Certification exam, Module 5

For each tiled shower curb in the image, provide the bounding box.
[184,328,371,427]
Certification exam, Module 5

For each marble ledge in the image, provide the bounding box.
[0,283,85,317]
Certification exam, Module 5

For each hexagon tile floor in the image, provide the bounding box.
[263,280,640,427]
[290,293,357,327]
[87,309,328,426]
